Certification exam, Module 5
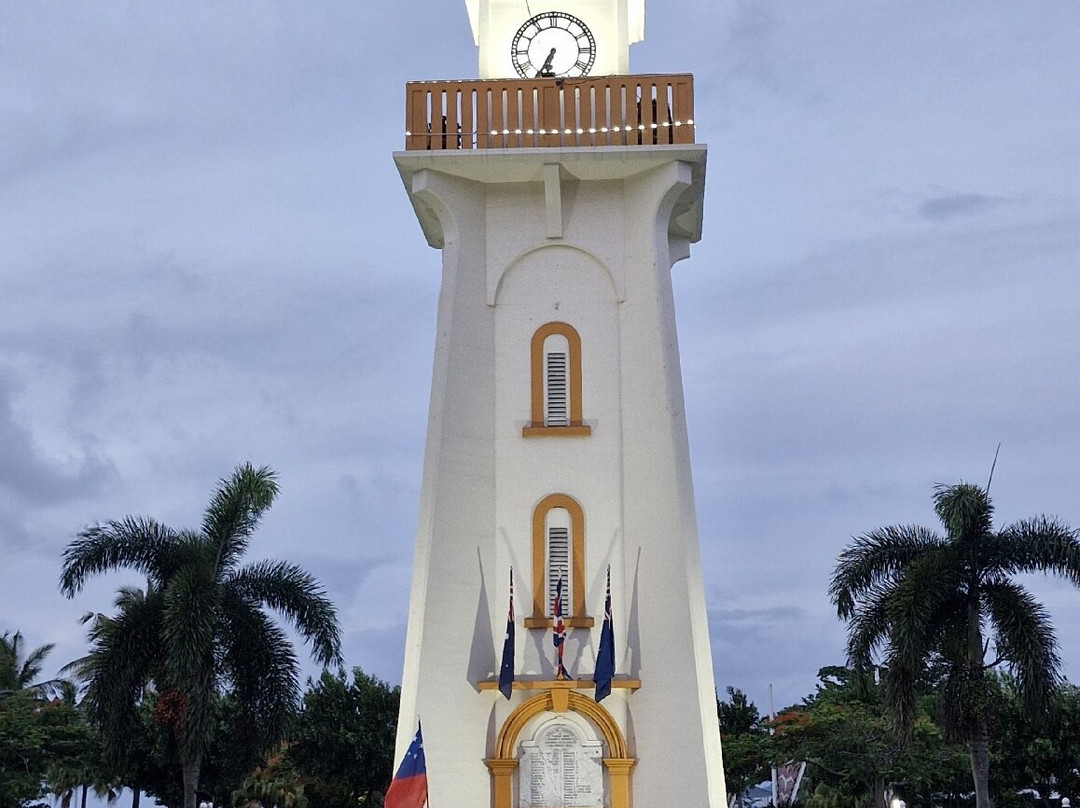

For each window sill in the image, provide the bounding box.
[524,615,595,629]
[522,423,592,437]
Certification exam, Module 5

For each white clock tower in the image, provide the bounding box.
[391,0,726,803]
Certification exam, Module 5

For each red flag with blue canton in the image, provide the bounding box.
[553,577,569,679]
[593,565,615,701]
[498,568,515,699]
[385,724,427,808]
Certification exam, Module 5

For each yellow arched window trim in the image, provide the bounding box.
[485,690,636,808]
[523,321,592,437]
[525,494,593,628]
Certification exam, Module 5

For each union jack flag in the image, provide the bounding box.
[553,577,569,679]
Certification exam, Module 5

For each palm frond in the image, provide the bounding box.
[229,559,342,666]
[74,587,164,768]
[933,483,993,546]
[993,517,1080,584]
[829,525,943,619]
[882,651,921,737]
[19,641,56,685]
[880,552,966,731]
[201,463,279,573]
[0,631,65,698]
[60,517,182,596]
[843,583,892,670]
[162,562,221,685]
[220,591,300,752]
[982,579,1061,714]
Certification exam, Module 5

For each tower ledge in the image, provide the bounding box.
[394,143,706,248]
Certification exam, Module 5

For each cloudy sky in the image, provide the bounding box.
[2,1,1079,718]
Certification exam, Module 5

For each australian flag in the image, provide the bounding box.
[498,568,515,699]
[593,565,615,701]
[385,724,427,808]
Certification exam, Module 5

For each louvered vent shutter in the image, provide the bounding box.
[545,351,569,426]
[547,526,570,616]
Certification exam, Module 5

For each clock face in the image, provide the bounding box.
[511,11,596,79]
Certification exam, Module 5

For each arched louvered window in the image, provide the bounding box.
[523,322,591,437]
[545,506,571,613]
[525,494,593,628]
[544,334,570,427]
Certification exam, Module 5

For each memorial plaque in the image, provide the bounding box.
[519,719,604,808]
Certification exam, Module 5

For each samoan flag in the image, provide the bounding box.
[384,724,427,808]
[553,577,569,678]
[498,568,515,699]
[593,565,615,701]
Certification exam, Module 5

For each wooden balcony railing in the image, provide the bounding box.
[405,74,695,150]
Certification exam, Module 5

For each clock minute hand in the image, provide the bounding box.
[537,47,556,78]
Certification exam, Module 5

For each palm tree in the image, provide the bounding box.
[829,482,1080,808]
[60,463,342,808]
[0,630,65,700]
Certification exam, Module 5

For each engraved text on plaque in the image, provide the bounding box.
[519,719,604,808]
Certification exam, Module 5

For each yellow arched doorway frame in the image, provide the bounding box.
[485,690,636,808]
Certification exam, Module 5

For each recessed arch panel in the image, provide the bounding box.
[485,691,635,808]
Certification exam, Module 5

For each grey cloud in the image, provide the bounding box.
[0,506,31,550]
[725,1,783,90]
[0,372,116,508]
[917,192,1010,222]
[709,604,807,628]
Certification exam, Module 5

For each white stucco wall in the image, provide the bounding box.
[393,145,725,808]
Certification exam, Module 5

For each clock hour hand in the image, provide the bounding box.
[537,47,556,78]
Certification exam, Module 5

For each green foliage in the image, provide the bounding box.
[829,482,1080,808]
[60,463,343,808]
[231,750,307,808]
[0,690,50,807]
[286,668,400,808]
[0,690,111,808]
[717,687,770,805]
[993,678,1080,806]
[770,667,968,808]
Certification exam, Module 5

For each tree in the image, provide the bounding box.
[43,685,119,808]
[770,666,968,808]
[716,687,770,808]
[0,631,64,701]
[60,463,343,808]
[829,482,1080,808]
[994,678,1080,807]
[0,688,107,808]
[286,668,399,808]
[0,690,50,808]
[231,748,307,808]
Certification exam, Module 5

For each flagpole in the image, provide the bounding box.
[769,683,778,807]
[420,718,430,808]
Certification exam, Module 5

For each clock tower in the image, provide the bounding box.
[391,0,726,804]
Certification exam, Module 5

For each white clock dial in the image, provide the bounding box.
[511,12,596,79]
